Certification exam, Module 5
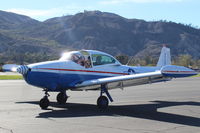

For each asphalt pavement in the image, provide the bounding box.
[0,77,200,133]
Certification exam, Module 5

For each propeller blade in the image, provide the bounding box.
[2,64,19,72]
[2,64,29,75]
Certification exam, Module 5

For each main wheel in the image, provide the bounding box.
[97,96,109,109]
[57,92,68,104]
[39,96,49,109]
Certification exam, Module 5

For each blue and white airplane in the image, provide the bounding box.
[6,46,197,109]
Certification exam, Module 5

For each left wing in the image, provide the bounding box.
[74,71,170,90]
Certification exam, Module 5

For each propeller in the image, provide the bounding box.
[2,64,19,72]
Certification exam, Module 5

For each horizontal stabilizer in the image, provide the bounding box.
[161,65,198,77]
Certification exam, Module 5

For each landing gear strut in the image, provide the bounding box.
[56,92,68,104]
[39,90,50,109]
[97,84,113,109]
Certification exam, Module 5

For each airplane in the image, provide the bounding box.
[4,46,198,109]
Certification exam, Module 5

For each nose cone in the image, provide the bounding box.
[17,65,29,75]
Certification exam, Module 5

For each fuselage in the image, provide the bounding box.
[25,60,160,91]
[11,48,197,110]
[20,49,196,92]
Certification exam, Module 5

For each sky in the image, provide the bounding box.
[1,0,200,27]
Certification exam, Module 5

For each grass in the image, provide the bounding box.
[0,75,23,80]
[192,73,200,77]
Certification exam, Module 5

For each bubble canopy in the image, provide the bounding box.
[59,50,121,68]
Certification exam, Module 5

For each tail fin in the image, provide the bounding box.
[157,46,171,67]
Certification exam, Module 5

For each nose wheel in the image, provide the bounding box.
[39,90,69,109]
[39,90,50,109]
[56,92,68,104]
[39,96,49,109]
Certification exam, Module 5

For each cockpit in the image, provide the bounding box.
[60,50,120,68]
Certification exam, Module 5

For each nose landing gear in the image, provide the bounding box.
[39,90,50,109]
[39,89,68,109]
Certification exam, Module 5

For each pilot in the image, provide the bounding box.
[71,54,80,63]
[71,53,86,67]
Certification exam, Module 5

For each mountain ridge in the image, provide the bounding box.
[0,10,200,64]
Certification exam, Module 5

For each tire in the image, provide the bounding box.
[57,92,68,104]
[97,96,109,109]
[39,97,49,109]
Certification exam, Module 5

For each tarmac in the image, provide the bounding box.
[0,77,199,133]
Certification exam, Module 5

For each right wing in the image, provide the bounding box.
[73,64,197,91]
[74,71,170,90]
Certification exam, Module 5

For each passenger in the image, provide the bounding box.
[77,56,85,66]
[85,56,91,68]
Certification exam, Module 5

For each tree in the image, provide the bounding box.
[115,55,129,65]
[174,54,193,67]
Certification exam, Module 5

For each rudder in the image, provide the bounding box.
[157,46,171,67]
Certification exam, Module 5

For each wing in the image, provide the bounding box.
[74,71,170,90]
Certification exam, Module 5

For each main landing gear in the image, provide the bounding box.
[56,92,68,104]
[97,84,113,109]
[39,89,68,109]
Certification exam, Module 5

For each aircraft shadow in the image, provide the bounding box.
[16,100,200,127]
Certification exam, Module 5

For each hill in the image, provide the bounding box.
[0,10,200,64]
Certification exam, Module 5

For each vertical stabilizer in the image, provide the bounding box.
[157,46,171,67]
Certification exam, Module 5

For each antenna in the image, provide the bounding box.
[126,56,134,66]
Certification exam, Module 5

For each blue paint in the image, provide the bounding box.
[23,66,196,92]
[25,71,60,91]
[163,73,196,78]
[59,73,109,89]
[24,71,110,92]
